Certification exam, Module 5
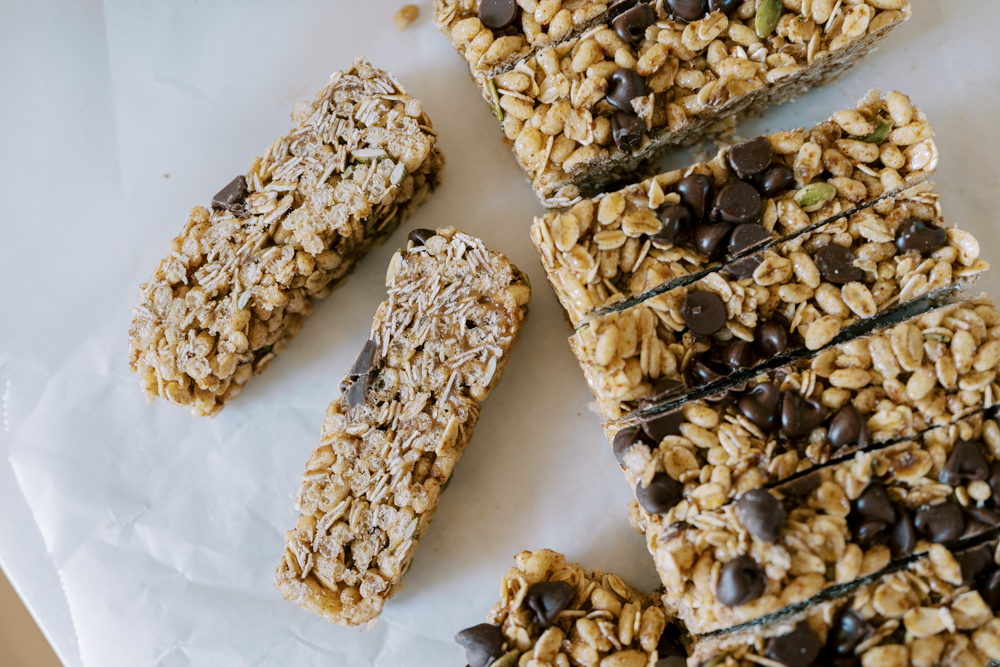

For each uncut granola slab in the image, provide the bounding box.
[453,548,680,667]
[274,228,529,626]
[531,90,937,326]
[127,57,443,417]
[435,0,911,205]
[570,185,987,421]
[606,297,1000,507]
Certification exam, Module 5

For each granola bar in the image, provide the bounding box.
[127,57,444,417]
[606,296,1000,507]
[687,540,1000,667]
[434,0,911,205]
[531,90,937,326]
[626,416,1000,636]
[454,548,677,667]
[570,186,987,421]
[274,228,530,626]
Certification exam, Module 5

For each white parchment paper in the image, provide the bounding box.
[2,1,1000,665]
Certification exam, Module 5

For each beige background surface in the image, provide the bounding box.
[1,569,61,667]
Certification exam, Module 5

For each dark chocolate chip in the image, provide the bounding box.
[939,440,990,486]
[754,321,789,358]
[348,338,382,381]
[478,0,519,29]
[708,0,741,14]
[781,391,828,439]
[752,163,797,198]
[654,204,693,244]
[814,244,864,284]
[688,359,724,387]
[676,174,716,222]
[764,625,821,667]
[888,508,917,558]
[779,470,822,498]
[611,111,646,152]
[680,291,728,336]
[666,0,708,22]
[613,425,656,465]
[606,68,646,111]
[212,175,250,217]
[345,374,370,410]
[613,3,656,43]
[607,0,641,21]
[957,544,995,585]
[716,555,766,607]
[455,623,505,667]
[896,219,948,256]
[827,404,870,452]
[989,460,1000,506]
[983,570,1000,611]
[966,506,1000,529]
[407,228,437,246]
[711,182,762,224]
[853,483,897,523]
[636,473,683,514]
[829,609,872,656]
[914,501,965,543]
[735,489,785,543]
[720,340,755,372]
[725,223,773,278]
[525,581,575,628]
[726,136,773,179]
[853,519,888,549]
[739,382,781,432]
[694,222,734,261]
[641,408,686,443]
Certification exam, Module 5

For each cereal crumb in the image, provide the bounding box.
[394,4,418,30]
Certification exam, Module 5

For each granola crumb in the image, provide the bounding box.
[394,4,419,30]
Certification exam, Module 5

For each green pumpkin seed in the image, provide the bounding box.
[390,162,408,186]
[793,182,837,212]
[351,148,387,162]
[755,0,781,38]
[342,165,354,180]
[850,117,893,145]
[237,289,253,310]
[488,650,520,667]
[704,653,729,667]
[487,78,504,124]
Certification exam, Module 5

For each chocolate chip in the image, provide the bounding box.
[966,506,1000,529]
[407,228,436,246]
[676,174,716,222]
[694,222,733,260]
[827,404,870,452]
[611,111,646,152]
[752,163,797,198]
[345,374,370,410]
[739,382,780,432]
[814,244,864,284]
[989,460,1000,506]
[606,68,646,112]
[725,223,773,278]
[779,470,822,498]
[688,359,724,387]
[829,609,872,656]
[754,320,789,358]
[853,483,896,523]
[888,509,916,557]
[613,3,656,43]
[720,340,755,372]
[641,378,685,407]
[914,501,965,543]
[711,182,762,224]
[735,489,785,543]
[764,625,821,667]
[957,544,995,585]
[613,425,656,465]
[636,473,683,514]
[895,219,948,256]
[607,0,640,21]
[348,338,382,381]
[781,391,828,438]
[641,408,686,443]
[680,291,728,336]
[526,581,575,628]
[478,0,519,29]
[853,519,888,549]
[666,0,708,22]
[983,570,1000,611]
[716,555,766,607]
[708,0,741,14]
[455,623,505,667]
[654,204,693,244]
[726,136,773,179]
[212,175,250,217]
[939,440,989,486]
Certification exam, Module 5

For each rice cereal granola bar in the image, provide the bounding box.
[128,57,443,417]
[275,228,530,627]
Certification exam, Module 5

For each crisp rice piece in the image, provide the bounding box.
[275,227,530,627]
[128,57,444,417]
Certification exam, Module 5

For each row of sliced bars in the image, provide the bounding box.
[433,0,913,205]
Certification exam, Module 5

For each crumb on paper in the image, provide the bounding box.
[394,4,418,30]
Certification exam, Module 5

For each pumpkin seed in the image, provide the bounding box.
[488,650,520,667]
[390,162,408,186]
[486,78,504,124]
[351,148,387,162]
[793,182,837,212]
[755,0,781,38]
[851,117,893,145]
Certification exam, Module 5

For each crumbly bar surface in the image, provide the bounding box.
[571,186,987,420]
[274,228,529,627]
[532,90,937,326]
[606,297,1000,507]
[127,57,443,417]
[435,0,910,204]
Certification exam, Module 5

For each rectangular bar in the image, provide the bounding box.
[531,90,937,326]
[274,228,530,626]
[127,57,444,417]
[435,0,911,205]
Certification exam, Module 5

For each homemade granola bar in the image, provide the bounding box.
[274,228,530,626]
[434,0,911,205]
[531,90,937,326]
[127,57,443,417]
[570,185,987,420]
[453,548,678,667]
[606,297,1000,506]
[626,416,1000,636]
